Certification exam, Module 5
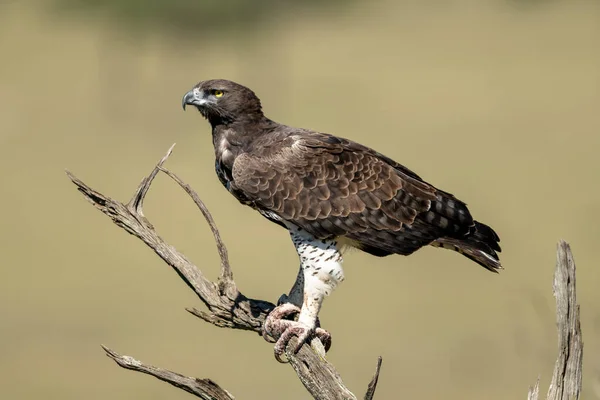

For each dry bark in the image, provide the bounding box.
[528,240,583,400]
[67,144,382,400]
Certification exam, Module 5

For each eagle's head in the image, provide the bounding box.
[182,79,263,126]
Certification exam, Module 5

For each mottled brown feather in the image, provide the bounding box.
[232,132,436,240]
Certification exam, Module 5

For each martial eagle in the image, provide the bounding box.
[182,79,501,360]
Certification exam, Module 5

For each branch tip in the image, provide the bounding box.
[127,144,176,213]
[364,356,383,400]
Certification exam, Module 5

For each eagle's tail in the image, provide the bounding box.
[432,221,502,272]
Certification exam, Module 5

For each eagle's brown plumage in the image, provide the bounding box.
[182,79,501,272]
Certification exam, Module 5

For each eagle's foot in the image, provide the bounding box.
[262,303,331,363]
[272,321,331,363]
[262,302,300,344]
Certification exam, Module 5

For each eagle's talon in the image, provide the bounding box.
[291,324,314,354]
[272,321,313,362]
[272,322,332,362]
[273,323,306,362]
[263,303,332,362]
[315,327,332,352]
[262,329,277,343]
[263,302,332,362]
[262,302,301,345]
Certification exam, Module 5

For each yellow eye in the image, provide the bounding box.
[213,90,224,98]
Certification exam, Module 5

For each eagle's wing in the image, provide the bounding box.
[230,131,484,257]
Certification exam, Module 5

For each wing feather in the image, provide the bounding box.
[231,132,437,250]
[224,127,499,268]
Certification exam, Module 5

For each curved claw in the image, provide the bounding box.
[288,326,332,354]
[274,325,306,363]
[263,302,332,362]
[315,327,332,352]
[262,303,301,344]
[292,325,314,354]
[272,323,333,362]
[262,328,277,343]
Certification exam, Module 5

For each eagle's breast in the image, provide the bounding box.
[212,128,237,191]
[217,134,236,168]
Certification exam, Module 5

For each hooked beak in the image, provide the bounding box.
[182,88,205,110]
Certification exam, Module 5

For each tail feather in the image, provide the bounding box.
[432,221,502,272]
[470,221,501,252]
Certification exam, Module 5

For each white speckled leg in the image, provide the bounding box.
[263,225,344,361]
[295,235,344,328]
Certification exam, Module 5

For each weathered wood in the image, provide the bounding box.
[364,357,383,400]
[528,240,583,400]
[528,378,540,400]
[67,145,382,400]
[102,345,235,400]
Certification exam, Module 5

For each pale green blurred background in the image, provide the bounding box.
[1,0,599,398]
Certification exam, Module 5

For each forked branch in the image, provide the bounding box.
[67,145,382,400]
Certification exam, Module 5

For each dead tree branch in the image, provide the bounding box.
[528,240,583,400]
[67,145,382,400]
[101,345,235,400]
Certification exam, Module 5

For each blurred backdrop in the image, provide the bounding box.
[1,0,599,398]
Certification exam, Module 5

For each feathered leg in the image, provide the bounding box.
[263,226,344,362]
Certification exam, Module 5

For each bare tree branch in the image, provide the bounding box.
[67,145,382,400]
[101,345,235,400]
[364,357,383,400]
[528,378,540,400]
[528,240,583,400]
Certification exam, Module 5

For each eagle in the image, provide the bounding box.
[182,79,501,360]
